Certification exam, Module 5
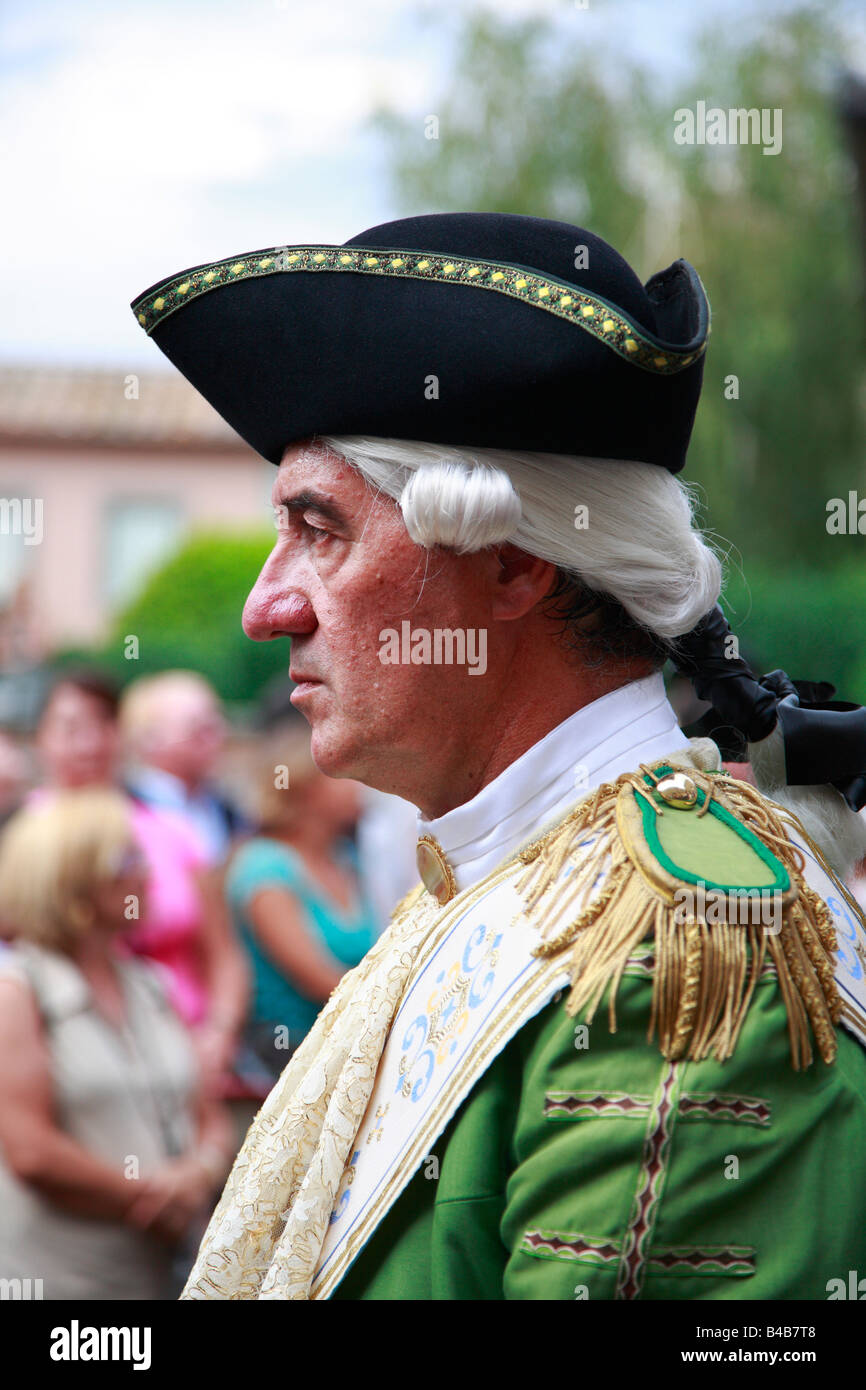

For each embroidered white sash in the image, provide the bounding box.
[311,869,570,1297]
[780,813,866,1049]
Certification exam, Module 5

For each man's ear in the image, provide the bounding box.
[490,544,559,621]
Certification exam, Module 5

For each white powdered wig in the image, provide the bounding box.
[318,435,723,641]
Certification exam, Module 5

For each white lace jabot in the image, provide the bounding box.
[416,671,690,893]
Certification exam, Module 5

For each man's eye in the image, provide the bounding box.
[272,509,329,537]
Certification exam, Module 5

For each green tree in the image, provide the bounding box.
[58,530,290,707]
[675,11,865,572]
[373,6,865,577]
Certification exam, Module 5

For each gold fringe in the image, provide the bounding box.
[518,764,841,1069]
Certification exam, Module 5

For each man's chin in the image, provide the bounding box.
[308,724,364,782]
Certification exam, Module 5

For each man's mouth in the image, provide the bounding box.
[290,671,323,699]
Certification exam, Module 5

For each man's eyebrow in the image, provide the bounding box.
[273,490,351,527]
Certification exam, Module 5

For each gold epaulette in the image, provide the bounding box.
[515,761,840,1070]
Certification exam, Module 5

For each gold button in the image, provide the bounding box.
[655,773,698,808]
[416,836,458,906]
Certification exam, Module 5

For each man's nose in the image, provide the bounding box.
[242,558,317,641]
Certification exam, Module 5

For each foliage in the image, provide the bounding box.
[721,558,866,703]
[372,6,866,580]
[55,530,289,708]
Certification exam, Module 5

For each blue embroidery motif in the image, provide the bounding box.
[329,1148,361,1226]
[395,924,503,1104]
[826,894,864,981]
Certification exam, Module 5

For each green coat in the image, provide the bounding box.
[333,954,866,1300]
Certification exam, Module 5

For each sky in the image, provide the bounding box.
[1,0,864,370]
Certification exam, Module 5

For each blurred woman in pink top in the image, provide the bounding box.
[29,669,249,1096]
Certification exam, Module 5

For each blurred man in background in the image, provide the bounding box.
[121,670,249,863]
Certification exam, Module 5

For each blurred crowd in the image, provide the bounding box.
[0,667,418,1299]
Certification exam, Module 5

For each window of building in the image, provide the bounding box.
[103,497,185,609]
[0,490,37,605]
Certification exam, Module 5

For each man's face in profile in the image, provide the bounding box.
[242,442,500,801]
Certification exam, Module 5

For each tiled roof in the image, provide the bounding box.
[0,364,243,450]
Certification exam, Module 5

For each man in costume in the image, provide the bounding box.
[131,213,866,1299]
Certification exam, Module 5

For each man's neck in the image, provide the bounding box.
[413,667,689,896]
[415,660,655,820]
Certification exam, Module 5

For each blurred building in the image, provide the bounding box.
[0,365,272,675]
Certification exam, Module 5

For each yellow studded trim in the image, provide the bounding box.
[131,245,708,375]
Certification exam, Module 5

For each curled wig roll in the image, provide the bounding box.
[318,435,723,643]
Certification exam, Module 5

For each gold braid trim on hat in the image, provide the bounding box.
[132,245,707,376]
[515,763,840,1070]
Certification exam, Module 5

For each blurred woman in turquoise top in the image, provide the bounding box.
[227,724,379,1082]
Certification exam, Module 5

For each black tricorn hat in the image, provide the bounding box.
[130,212,710,472]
